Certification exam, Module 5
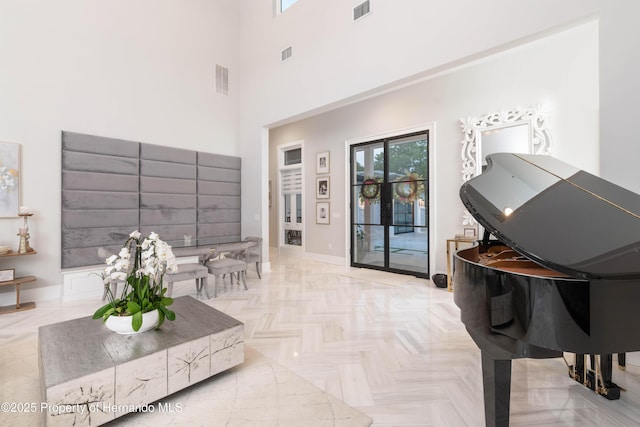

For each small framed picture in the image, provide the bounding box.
[316,176,330,199]
[463,227,477,237]
[316,151,330,174]
[316,202,330,224]
[0,269,15,282]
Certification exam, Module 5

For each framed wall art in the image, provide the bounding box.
[316,176,330,199]
[316,151,330,174]
[316,202,330,224]
[0,141,21,218]
[0,268,15,282]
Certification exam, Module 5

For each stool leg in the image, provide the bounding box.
[241,270,248,290]
[202,275,210,299]
[256,262,262,279]
[167,281,173,297]
[195,279,201,298]
[214,275,220,298]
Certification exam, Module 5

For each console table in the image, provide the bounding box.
[38,296,244,426]
[446,235,476,292]
[0,249,37,314]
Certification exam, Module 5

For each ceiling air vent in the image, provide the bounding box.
[353,0,371,22]
[215,64,228,95]
[281,46,293,62]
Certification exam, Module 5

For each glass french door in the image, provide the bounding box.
[350,131,429,277]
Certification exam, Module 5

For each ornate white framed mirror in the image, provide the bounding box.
[460,105,552,228]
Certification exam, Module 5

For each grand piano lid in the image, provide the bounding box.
[460,153,640,280]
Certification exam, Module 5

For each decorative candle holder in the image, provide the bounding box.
[17,213,33,254]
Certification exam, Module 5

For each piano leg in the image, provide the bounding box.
[481,352,512,427]
[570,353,586,385]
[618,353,626,370]
[597,354,621,400]
[571,353,622,399]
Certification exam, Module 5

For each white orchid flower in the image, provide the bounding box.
[105,254,118,265]
[111,271,127,281]
[118,247,130,259]
[129,230,142,240]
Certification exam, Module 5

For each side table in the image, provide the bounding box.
[446,236,476,292]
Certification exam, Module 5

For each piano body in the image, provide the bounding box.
[453,153,640,427]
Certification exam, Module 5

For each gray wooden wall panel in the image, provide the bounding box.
[198,195,241,209]
[197,151,241,246]
[198,209,240,223]
[62,151,139,175]
[139,224,197,247]
[62,131,139,157]
[63,171,138,192]
[140,160,196,179]
[198,223,241,239]
[140,144,197,248]
[198,152,241,169]
[141,143,196,164]
[63,227,134,249]
[62,191,139,210]
[62,130,142,268]
[63,210,139,229]
[140,176,196,194]
[61,131,241,269]
[63,246,123,269]
[198,181,241,196]
[140,194,197,210]
[140,210,196,226]
[198,167,241,183]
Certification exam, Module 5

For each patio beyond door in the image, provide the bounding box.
[350,131,429,277]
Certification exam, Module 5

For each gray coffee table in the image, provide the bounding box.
[38,296,244,426]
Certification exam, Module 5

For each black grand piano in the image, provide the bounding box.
[453,153,640,427]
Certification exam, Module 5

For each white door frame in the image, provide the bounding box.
[278,140,305,253]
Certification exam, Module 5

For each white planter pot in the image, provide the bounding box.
[104,309,160,335]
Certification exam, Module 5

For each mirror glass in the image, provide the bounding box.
[460,105,552,229]
[477,123,530,175]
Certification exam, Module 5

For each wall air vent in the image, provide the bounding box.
[215,64,228,95]
[353,0,371,22]
[281,46,293,62]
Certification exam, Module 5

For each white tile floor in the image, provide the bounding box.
[3,249,640,426]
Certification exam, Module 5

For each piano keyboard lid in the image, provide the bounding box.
[460,153,640,280]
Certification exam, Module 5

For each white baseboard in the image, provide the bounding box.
[304,252,347,266]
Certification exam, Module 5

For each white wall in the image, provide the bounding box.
[238,0,600,265]
[269,21,599,274]
[599,1,640,193]
[0,0,240,303]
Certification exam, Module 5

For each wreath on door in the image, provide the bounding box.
[360,177,381,204]
[394,173,423,203]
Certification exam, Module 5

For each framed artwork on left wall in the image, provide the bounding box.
[316,176,330,199]
[316,151,330,174]
[316,202,330,224]
[0,141,21,218]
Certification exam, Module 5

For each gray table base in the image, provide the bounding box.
[38,296,244,426]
